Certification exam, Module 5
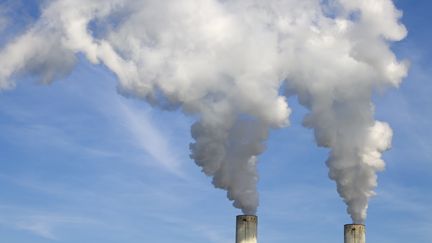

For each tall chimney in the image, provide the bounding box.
[344,224,365,243]
[236,215,257,243]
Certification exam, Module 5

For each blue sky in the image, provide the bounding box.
[0,0,431,242]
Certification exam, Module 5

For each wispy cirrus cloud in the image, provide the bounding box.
[0,60,188,178]
[70,62,190,178]
[13,214,95,240]
[114,99,186,178]
[0,205,98,240]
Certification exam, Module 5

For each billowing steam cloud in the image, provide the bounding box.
[0,0,407,220]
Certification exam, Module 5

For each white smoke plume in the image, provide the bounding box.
[0,0,407,219]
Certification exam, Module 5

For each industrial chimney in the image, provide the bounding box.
[344,224,365,243]
[236,215,257,243]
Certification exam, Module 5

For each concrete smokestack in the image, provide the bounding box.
[236,215,257,243]
[344,224,365,243]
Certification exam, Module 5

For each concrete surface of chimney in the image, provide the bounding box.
[344,224,365,243]
[236,215,257,243]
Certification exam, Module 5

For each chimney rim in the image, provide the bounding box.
[344,223,365,226]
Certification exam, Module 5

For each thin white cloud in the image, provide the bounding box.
[148,214,232,243]
[70,63,190,178]
[0,122,118,158]
[0,206,98,240]
[0,173,231,242]
[371,183,432,242]
[15,220,57,240]
[375,184,432,215]
[113,98,187,178]
[16,215,97,240]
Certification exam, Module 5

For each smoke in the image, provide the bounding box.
[0,0,407,219]
[283,0,408,223]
